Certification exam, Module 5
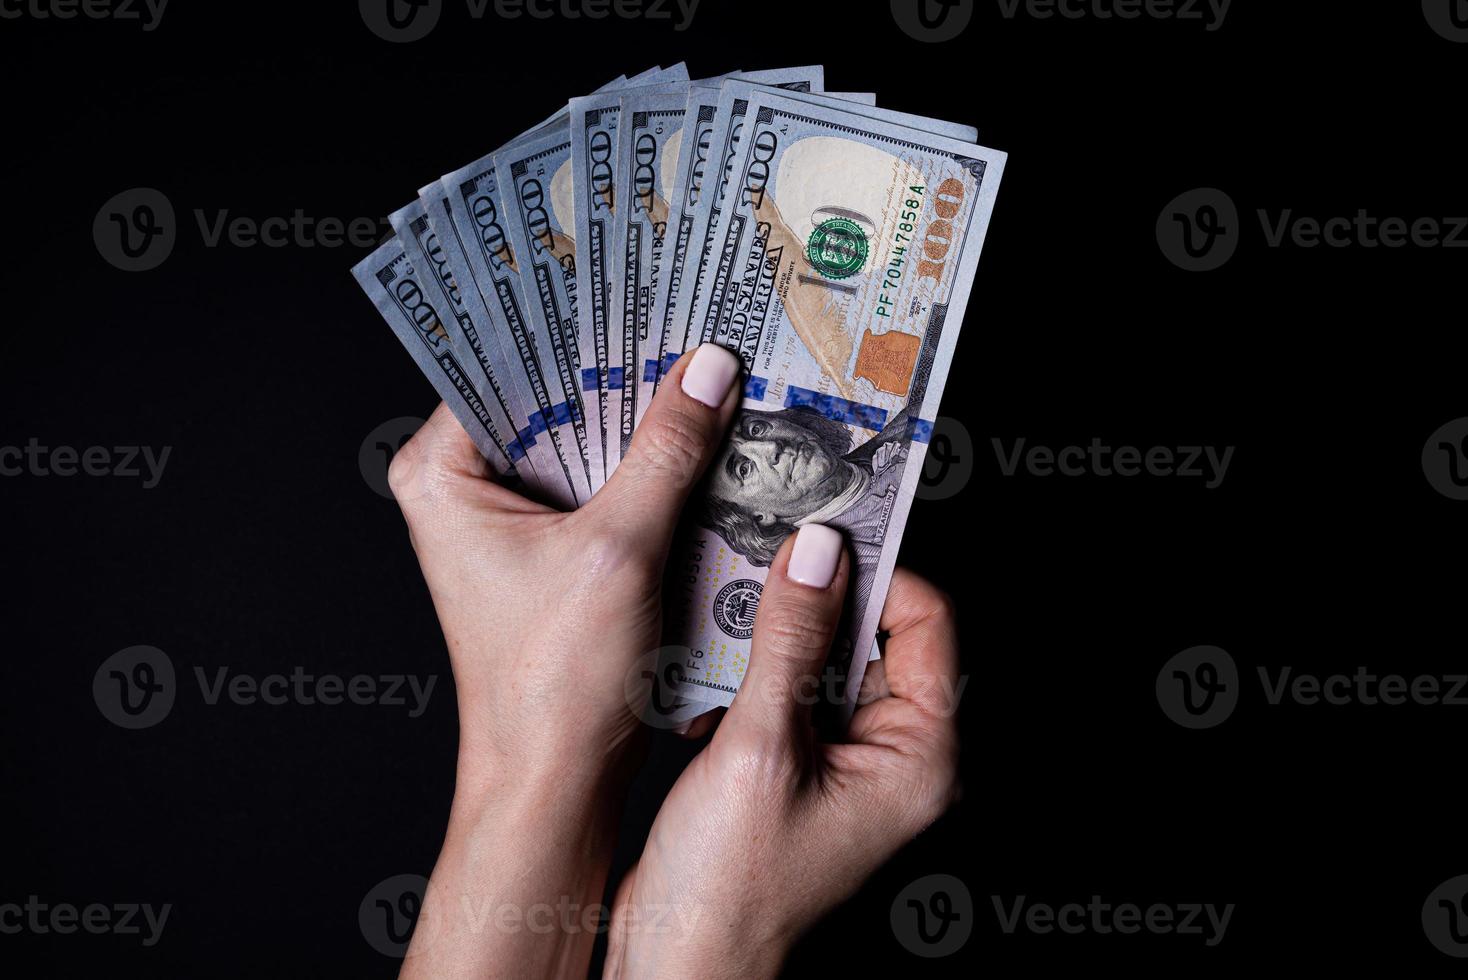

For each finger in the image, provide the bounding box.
[855,658,889,706]
[389,402,546,515]
[676,707,724,740]
[584,344,741,555]
[848,568,960,741]
[719,524,849,745]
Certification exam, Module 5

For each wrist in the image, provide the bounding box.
[449,748,626,845]
[607,882,800,980]
[608,928,794,980]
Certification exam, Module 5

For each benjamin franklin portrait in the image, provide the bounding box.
[696,405,917,610]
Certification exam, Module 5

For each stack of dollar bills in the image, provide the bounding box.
[353,64,1005,720]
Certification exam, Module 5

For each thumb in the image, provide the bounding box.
[586,343,741,552]
[720,523,850,745]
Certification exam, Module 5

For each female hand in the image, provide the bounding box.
[388,344,742,978]
[604,533,962,979]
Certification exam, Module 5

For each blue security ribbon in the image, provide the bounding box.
[783,385,886,430]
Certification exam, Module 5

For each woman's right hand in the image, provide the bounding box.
[605,525,963,978]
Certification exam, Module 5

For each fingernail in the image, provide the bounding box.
[680,343,740,408]
[787,523,842,589]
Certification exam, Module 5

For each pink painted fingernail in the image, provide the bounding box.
[787,524,842,589]
[680,343,740,408]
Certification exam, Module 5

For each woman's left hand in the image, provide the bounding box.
[389,344,742,978]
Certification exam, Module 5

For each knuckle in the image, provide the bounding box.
[631,408,709,487]
[903,734,960,831]
[757,598,835,663]
[386,435,426,502]
[574,521,649,581]
[718,740,803,801]
[386,429,462,516]
[928,587,957,624]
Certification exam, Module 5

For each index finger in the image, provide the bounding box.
[872,568,960,719]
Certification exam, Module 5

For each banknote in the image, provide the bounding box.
[661,90,1006,711]
[567,66,689,483]
[493,121,617,502]
[672,82,980,370]
[421,74,653,506]
[404,192,583,506]
[352,242,519,479]
[438,155,596,505]
[388,199,546,486]
[637,68,830,419]
[606,79,698,464]
[655,79,832,401]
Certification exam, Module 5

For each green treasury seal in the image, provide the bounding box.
[805,216,869,280]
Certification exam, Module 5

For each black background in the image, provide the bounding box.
[4,0,1466,975]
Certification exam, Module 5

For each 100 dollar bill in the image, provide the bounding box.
[352,242,519,479]
[568,66,688,482]
[663,90,1005,710]
[441,147,593,505]
[493,123,604,503]
[631,68,827,420]
[608,79,696,462]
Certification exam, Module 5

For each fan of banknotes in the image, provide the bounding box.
[353,63,1004,721]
